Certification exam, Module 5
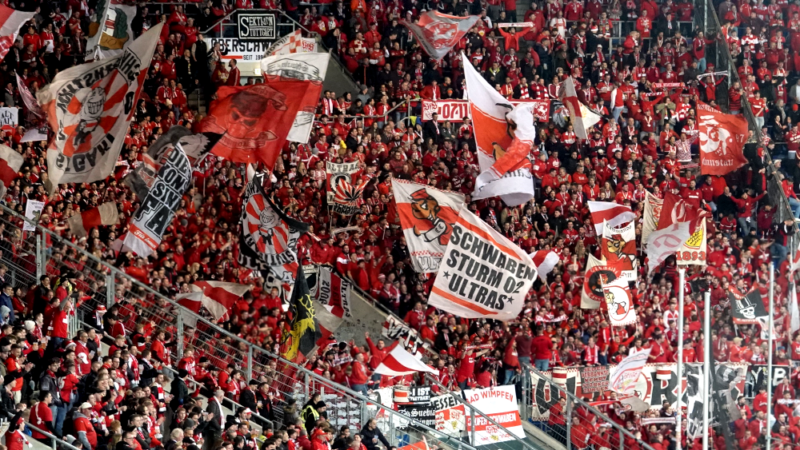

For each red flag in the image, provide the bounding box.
[67,202,119,237]
[0,6,35,61]
[199,79,311,168]
[188,281,252,321]
[698,102,748,175]
[401,12,480,60]
[658,192,707,233]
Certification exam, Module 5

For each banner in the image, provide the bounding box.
[199,79,311,167]
[392,179,465,273]
[331,177,370,216]
[260,52,328,144]
[421,100,470,122]
[313,265,352,319]
[745,365,791,397]
[382,315,429,354]
[581,255,625,309]
[462,53,535,207]
[21,126,48,143]
[206,38,275,62]
[600,221,637,281]
[729,288,768,325]
[237,13,276,40]
[602,278,637,326]
[698,101,749,175]
[0,107,18,128]
[239,173,309,293]
[85,0,136,60]
[124,127,216,200]
[397,404,436,428]
[23,200,45,231]
[462,386,525,445]
[429,208,537,321]
[326,161,361,202]
[608,349,651,394]
[123,143,191,257]
[676,220,707,266]
[39,24,163,186]
[401,12,480,61]
[578,366,610,393]
[436,402,466,436]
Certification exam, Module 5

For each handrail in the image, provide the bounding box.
[26,422,83,450]
[0,203,476,449]
[522,363,657,450]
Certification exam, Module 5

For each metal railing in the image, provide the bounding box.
[26,422,83,450]
[521,363,657,450]
[0,203,533,450]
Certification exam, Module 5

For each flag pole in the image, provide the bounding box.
[703,290,710,450]
[767,263,775,450]
[676,268,685,450]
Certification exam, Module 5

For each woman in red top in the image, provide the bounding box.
[6,418,29,450]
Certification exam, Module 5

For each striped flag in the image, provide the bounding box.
[560,76,602,140]
[587,201,637,235]
[0,144,22,198]
[374,345,439,376]
[529,250,560,282]
[185,281,252,321]
[67,202,119,237]
[0,6,35,61]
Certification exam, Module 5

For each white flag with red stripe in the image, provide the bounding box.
[430,208,537,321]
[560,76,602,140]
[587,201,637,235]
[0,144,23,198]
[67,202,119,237]
[528,250,559,282]
[0,6,35,61]
[374,345,439,376]
[463,53,536,207]
[186,281,252,321]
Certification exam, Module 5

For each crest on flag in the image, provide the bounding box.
[39,24,163,186]
[392,179,465,273]
[332,177,370,215]
[602,278,636,326]
[729,288,768,325]
[401,12,480,60]
[600,221,637,281]
[698,102,749,175]
[581,255,624,309]
[239,173,309,292]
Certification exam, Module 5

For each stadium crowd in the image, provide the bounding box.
[2,0,800,450]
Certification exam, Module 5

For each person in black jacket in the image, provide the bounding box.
[239,380,258,414]
[360,419,390,450]
[170,369,190,412]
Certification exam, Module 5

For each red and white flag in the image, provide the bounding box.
[560,76,602,140]
[0,6,35,61]
[645,222,692,274]
[463,53,536,206]
[374,345,439,376]
[266,29,317,55]
[587,201,637,235]
[16,72,43,119]
[658,192,705,233]
[402,12,480,61]
[67,202,119,237]
[698,102,748,175]
[602,278,637,326]
[184,281,252,321]
[392,179,465,273]
[0,144,23,197]
[609,348,651,394]
[199,78,312,168]
[529,250,559,282]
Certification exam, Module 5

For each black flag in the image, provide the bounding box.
[281,265,320,361]
[729,288,768,325]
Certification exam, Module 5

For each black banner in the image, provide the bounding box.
[397,404,436,428]
[729,289,768,325]
[745,365,791,397]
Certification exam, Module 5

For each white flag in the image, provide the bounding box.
[609,348,651,394]
[791,283,800,333]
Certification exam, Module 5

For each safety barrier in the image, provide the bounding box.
[0,203,533,450]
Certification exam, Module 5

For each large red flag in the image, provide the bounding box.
[199,78,311,168]
[698,102,748,175]
[401,12,480,61]
[0,6,35,61]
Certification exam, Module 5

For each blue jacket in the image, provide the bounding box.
[0,293,15,324]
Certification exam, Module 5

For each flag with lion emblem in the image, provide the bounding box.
[199,78,312,168]
[600,221,637,281]
[240,172,309,295]
[85,0,136,60]
[392,179,465,273]
[38,24,163,186]
[282,265,320,362]
[401,12,480,61]
[462,53,536,207]
[698,102,748,175]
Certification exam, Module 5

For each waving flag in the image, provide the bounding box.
[641,191,663,244]
[601,221,637,281]
[267,29,317,55]
[332,177,370,215]
[0,144,23,198]
[85,0,136,60]
[16,73,43,119]
[38,24,163,186]
[239,172,308,294]
[402,12,480,61]
[392,179,465,273]
[326,161,361,200]
[375,345,439,376]
[560,76,602,140]
[529,250,559,282]
[199,78,311,168]
[609,348,651,394]
[698,102,748,175]
[582,255,626,309]
[462,53,535,206]
[645,222,692,274]
[588,201,637,235]
[182,281,252,321]
[602,278,636,326]
[791,284,800,333]
[0,6,35,61]
[282,266,321,362]
[67,202,119,237]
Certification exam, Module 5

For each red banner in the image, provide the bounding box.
[698,102,749,175]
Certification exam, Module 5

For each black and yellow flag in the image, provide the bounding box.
[281,265,321,361]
